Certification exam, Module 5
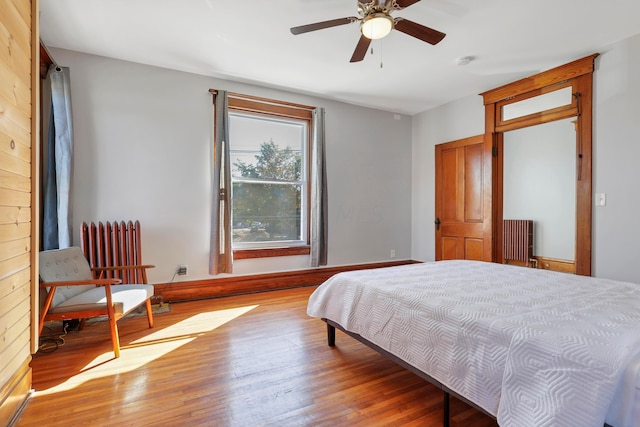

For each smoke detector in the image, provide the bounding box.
[456,56,474,66]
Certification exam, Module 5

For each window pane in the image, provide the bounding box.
[232,182,302,244]
[502,86,573,121]
[229,110,308,249]
[230,113,304,182]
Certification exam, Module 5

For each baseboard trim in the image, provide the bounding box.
[155,260,417,302]
[505,256,575,274]
[534,256,575,274]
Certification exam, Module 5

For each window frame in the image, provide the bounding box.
[217,92,314,259]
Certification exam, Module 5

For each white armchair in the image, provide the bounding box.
[38,246,155,358]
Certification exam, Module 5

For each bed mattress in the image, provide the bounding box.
[307,260,640,427]
[607,354,640,427]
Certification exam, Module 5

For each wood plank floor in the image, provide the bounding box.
[16,286,498,426]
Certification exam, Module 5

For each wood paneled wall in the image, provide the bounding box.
[0,0,38,424]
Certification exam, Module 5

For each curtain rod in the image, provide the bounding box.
[209,89,316,112]
[40,40,61,78]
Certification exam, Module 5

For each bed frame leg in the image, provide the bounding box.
[443,391,450,427]
[327,324,336,347]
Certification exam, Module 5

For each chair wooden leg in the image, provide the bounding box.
[39,286,57,335]
[108,316,121,358]
[145,298,154,328]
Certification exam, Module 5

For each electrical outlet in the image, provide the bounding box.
[177,265,188,276]
[390,249,396,259]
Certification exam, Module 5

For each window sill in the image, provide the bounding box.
[233,246,311,260]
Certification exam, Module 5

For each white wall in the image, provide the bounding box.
[51,48,413,283]
[411,95,485,262]
[411,32,640,283]
[593,33,640,283]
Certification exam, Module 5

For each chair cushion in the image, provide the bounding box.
[39,246,94,282]
[40,247,96,308]
[50,284,154,318]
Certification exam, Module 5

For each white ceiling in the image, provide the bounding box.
[39,0,640,115]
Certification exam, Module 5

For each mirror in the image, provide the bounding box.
[503,118,576,268]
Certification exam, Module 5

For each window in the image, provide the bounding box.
[227,95,313,258]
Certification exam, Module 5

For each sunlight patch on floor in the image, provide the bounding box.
[131,305,259,344]
[35,305,259,396]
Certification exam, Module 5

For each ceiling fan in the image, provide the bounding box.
[290,0,446,63]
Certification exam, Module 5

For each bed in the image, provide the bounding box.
[307,260,640,427]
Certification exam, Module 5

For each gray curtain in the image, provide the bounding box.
[43,66,74,250]
[310,108,328,267]
[209,90,233,274]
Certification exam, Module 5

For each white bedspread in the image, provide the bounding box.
[307,260,640,427]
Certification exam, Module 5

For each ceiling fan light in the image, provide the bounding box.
[361,14,393,40]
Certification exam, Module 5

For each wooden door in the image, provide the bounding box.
[435,135,491,261]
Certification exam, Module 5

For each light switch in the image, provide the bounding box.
[595,193,606,206]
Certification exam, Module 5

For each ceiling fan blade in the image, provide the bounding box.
[350,35,372,63]
[395,0,422,9]
[394,18,446,45]
[290,17,358,35]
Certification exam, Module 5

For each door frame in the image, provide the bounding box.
[480,54,598,276]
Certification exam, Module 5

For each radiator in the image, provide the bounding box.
[80,220,143,284]
[503,219,533,263]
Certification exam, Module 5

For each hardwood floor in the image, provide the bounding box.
[16,287,498,427]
